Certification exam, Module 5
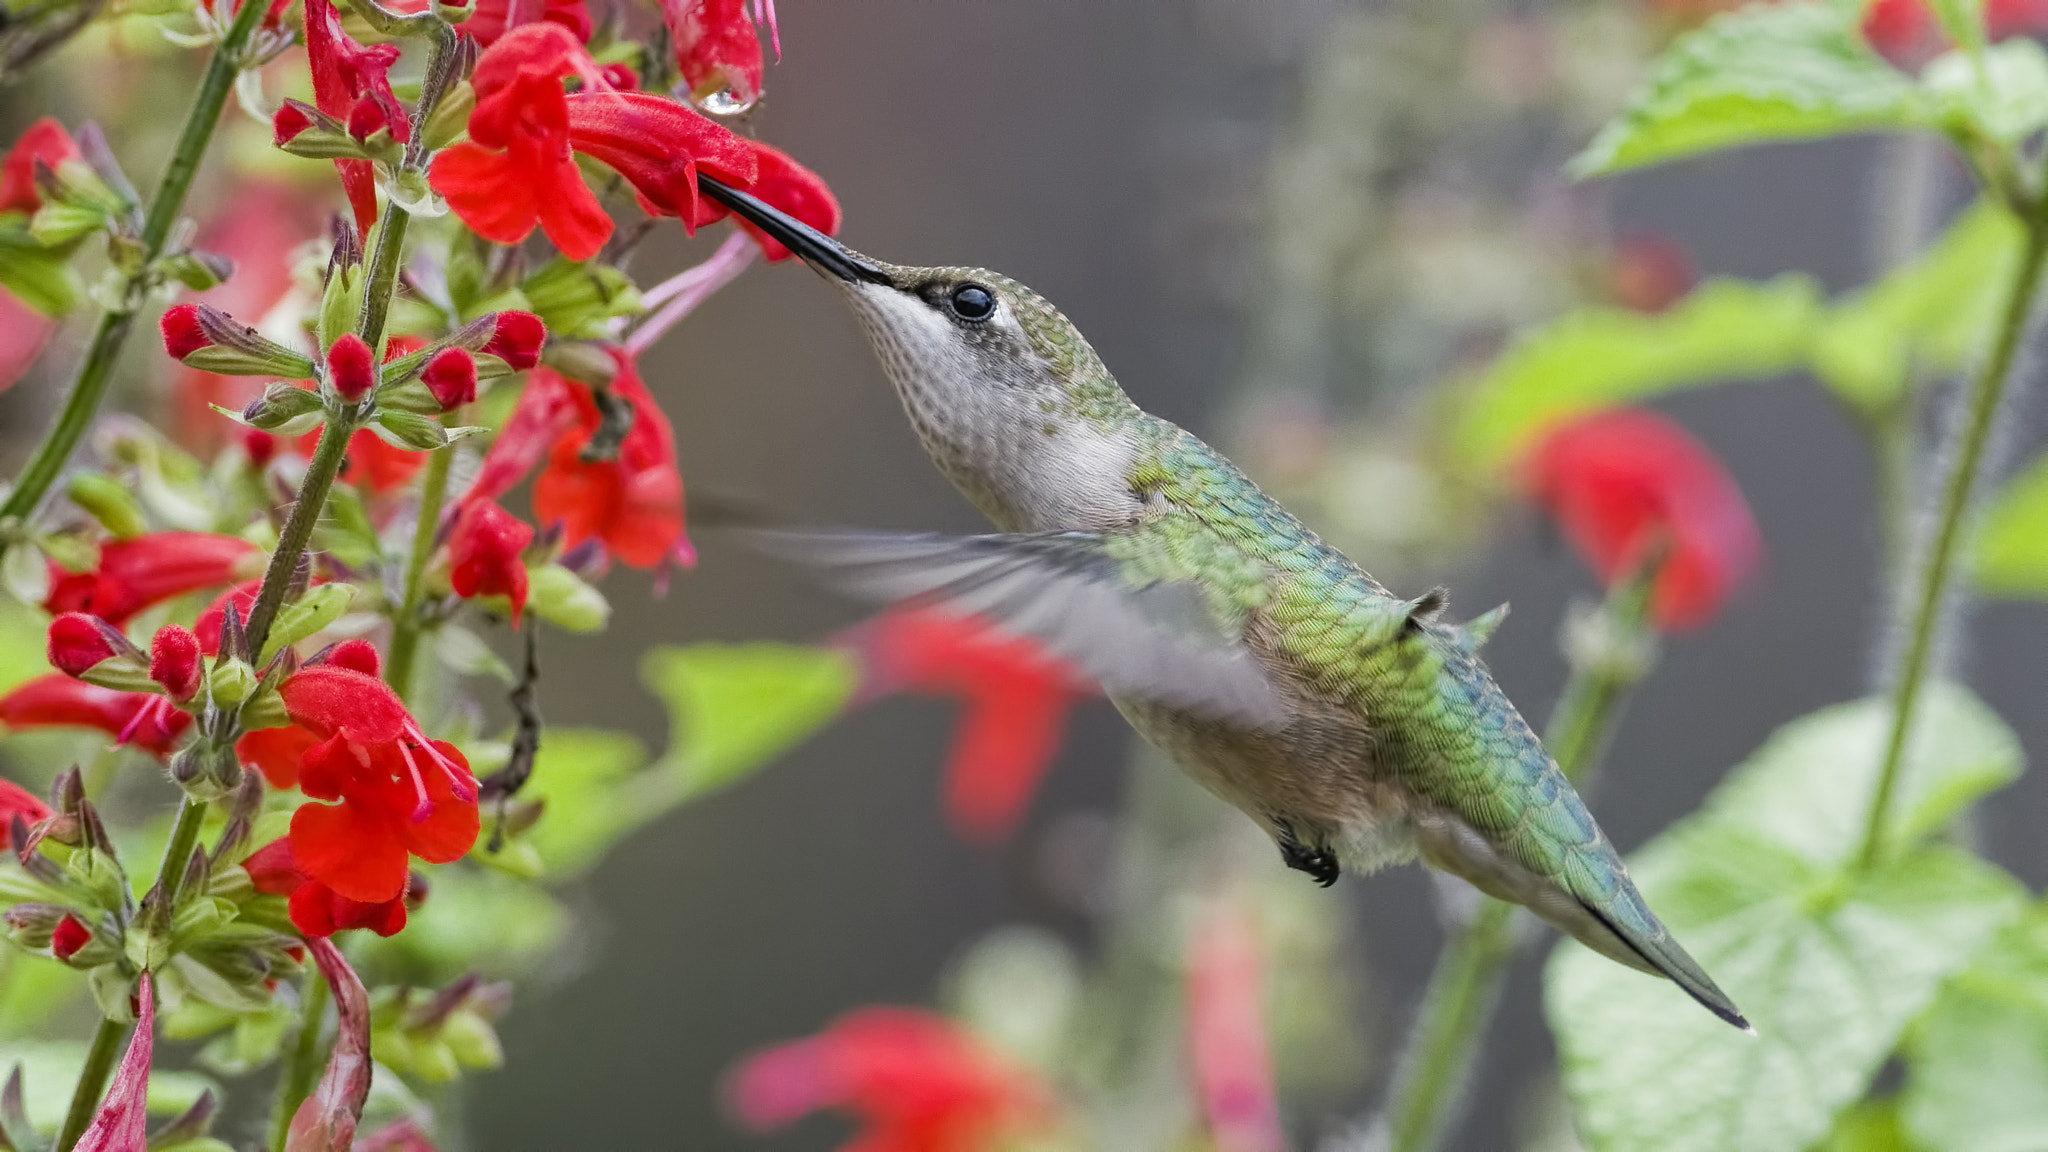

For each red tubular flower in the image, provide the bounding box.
[72,975,153,1152]
[238,724,320,789]
[43,531,260,626]
[727,1008,1048,1152]
[447,499,534,623]
[149,624,202,702]
[1520,407,1761,631]
[428,24,759,259]
[1186,898,1284,1152]
[244,838,411,936]
[0,675,191,757]
[0,778,52,846]
[695,140,839,262]
[423,347,478,410]
[0,117,79,213]
[532,352,690,569]
[464,368,581,505]
[663,0,771,109]
[51,913,91,961]
[274,665,479,904]
[0,287,57,393]
[1862,0,2048,69]
[355,1119,439,1152]
[846,606,1092,841]
[304,0,408,235]
[1989,0,2048,38]
[461,0,592,45]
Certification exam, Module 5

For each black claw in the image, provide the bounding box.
[1276,820,1339,888]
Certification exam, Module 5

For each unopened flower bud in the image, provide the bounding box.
[423,347,478,410]
[207,658,257,706]
[149,624,202,701]
[160,303,317,377]
[51,912,90,960]
[540,339,618,387]
[325,333,376,402]
[47,612,154,691]
[65,472,147,538]
[3,903,64,950]
[479,310,545,372]
[169,742,242,801]
[375,410,451,451]
[240,381,326,433]
[313,638,382,677]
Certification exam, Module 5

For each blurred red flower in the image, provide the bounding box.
[1862,0,2048,69]
[0,674,191,757]
[0,117,78,213]
[461,0,592,45]
[1606,234,1694,314]
[0,777,52,845]
[531,351,692,569]
[447,498,534,623]
[727,1007,1048,1152]
[428,24,758,259]
[1520,407,1760,631]
[846,606,1091,841]
[1186,897,1284,1152]
[663,0,774,110]
[43,531,259,625]
[0,287,56,393]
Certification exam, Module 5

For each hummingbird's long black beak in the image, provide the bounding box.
[697,174,891,286]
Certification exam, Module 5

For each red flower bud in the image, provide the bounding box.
[51,913,90,960]
[317,638,383,677]
[600,62,638,90]
[423,347,478,410]
[346,95,388,142]
[273,100,316,145]
[482,311,545,370]
[326,332,376,401]
[448,499,534,624]
[149,624,202,701]
[0,118,79,214]
[47,612,118,678]
[244,428,280,468]
[160,303,210,359]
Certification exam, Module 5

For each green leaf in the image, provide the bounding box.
[350,865,569,983]
[1900,904,2048,1151]
[1551,846,2022,1152]
[0,231,77,315]
[520,727,663,877]
[642,642,858,796]
[1812,199,2020,414]
[1572,0,1923,177]
[1928,0,1987,54]
[1975,450,2048,597]
[1818,1100,1912,1152]
[1690,682,2021,871]
[1924,40,2048,145]
[1450,276,1823,468]
[1546,685,2027,1152]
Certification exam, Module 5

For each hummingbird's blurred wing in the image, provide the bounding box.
[750,528,1284,726]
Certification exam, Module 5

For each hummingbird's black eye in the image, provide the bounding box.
[948,284,996,322]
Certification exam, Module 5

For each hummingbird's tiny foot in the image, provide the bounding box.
[1276,821,1339,887]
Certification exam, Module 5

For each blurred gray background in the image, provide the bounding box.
[455,2,2048,1149]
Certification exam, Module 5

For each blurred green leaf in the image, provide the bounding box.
[1975,451,2048,597]
[1551,845,2020,1152]
[0,596,49,696]
[1572,0,1922,177]
[643,642,858,796]
[1546,684,2027,1152]
[350,866,570,984]
[0,950,79,1038]
[521,727,658,877]
[1924,40,2048,144]
[520,256,643,339]
[1812,199,2020,414]
[1450,276,1823,468]
[1901,903,2048,1151]
[0,231,78,315]
[1818,1100,1912,1152]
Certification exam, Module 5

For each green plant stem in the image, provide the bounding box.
[242,418,353,654]
[0,0,266,548]
[1856,202,2048,871]
[270,970,330,1152]
[385,442,451,699]
[53,792,210,1150]
[53,1015,125,1152]
[358,207,411,351]
[1381,567,1657,1152]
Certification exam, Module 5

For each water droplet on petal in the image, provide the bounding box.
[697,87,755,115]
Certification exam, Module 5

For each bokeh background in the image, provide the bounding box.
[10,1,2048,1149]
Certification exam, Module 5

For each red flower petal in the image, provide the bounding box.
[280,665,411,745]
[532,352,687,568]
[563,90,759,224]
[291,793,412,903]
[43,531,258,625]
[663,0,765,109]
[448,499,534,623]
[0,118,78,214]
[727,142,839,262]
[237,724,320,790]
[396,742,481,863]
[465,368,581,505]
[0,675,190,757]
[0,778,52,846]
[460,0,592,45]
[51,913,92,960]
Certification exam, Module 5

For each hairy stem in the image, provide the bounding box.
[385,441,452,699]
[1856,203,2048,871]
[53,1014,126,1152]
[154,794,210,915]
[242,418,353,654]
[269,970,330,1152]
[0,0,267,547]
[1379,567,1657,1152]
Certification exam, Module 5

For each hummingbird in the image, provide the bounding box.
[697,176,1748,1032]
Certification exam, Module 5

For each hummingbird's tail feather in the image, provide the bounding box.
[1575,897,1753,1033]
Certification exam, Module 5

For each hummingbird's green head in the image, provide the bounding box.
[700,176,1146,532]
